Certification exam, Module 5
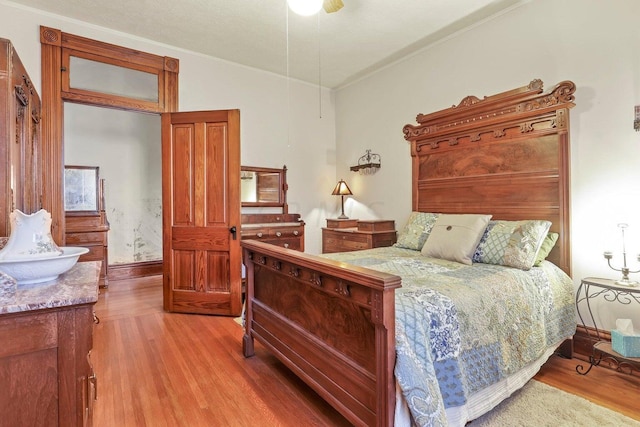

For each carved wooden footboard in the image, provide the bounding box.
[242,240,401,427]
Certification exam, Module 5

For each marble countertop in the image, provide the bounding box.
[0,261,100,314]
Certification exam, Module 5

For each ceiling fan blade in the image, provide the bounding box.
[323,0,344,13]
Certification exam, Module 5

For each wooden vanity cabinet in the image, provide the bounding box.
[0,304,95,427]
[0,263,100,427]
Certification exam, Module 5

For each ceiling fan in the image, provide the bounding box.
[323,0,345,13]
[287,0,344,16]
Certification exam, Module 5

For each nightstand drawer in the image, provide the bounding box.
[357,220,395,232]
[326,219,358,229]
[324,236,369,252]
[322,219,397,254]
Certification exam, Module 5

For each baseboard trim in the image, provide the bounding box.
[108,260,163,281]
[573,325,611,358]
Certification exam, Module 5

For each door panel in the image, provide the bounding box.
[162,110,241,316]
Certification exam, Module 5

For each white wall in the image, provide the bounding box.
[335,0,640,330]
[0,0,337,254]
[65,104,162,264]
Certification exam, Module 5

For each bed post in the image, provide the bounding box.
[373,283,397,426]
[242,247,255,357]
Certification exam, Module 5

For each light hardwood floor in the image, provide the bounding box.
[93,275,640,426]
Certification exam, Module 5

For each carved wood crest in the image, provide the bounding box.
[402,79,576,151]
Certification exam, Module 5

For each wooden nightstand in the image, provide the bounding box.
[322,219,396,254]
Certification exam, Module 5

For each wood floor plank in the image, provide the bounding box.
[93,275,640,426]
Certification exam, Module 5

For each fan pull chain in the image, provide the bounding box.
[286,4,291,148]
[318,12,322,119]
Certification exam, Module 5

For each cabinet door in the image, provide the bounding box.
[0,312,59,425]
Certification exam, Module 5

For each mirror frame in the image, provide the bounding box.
[241,165,288,212]
[64,165,99,214]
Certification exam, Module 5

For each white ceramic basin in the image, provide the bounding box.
[0,247,89,285]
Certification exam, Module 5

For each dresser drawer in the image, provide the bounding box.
[241,224,305,252]
[241,229,269,239]
[0,311,58,358]
[260,237,302,251]
[66,231,107,245]
[269,226,303,238]
[79,245,106,262]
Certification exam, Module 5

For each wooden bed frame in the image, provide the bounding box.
[242,79,576,427]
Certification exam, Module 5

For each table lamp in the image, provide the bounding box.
[331,179,352,219]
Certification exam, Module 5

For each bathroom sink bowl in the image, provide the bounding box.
[0,247,89,285]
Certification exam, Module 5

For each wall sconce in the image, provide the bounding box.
[350,149,381,174]
[635,106,640,131]
[604,223,640,286]
[331,179,352,219]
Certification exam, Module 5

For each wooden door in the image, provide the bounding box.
[162,110,242,316]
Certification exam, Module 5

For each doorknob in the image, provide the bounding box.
[229,226,237,240]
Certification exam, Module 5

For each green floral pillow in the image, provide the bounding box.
[534,232,559,266]
[394,212,440,251]
[473,219,552,270]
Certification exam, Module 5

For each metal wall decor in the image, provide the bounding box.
[350,149,381,174]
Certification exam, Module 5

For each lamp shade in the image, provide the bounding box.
[331,179,352,196]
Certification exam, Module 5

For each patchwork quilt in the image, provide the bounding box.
[321,246,575,427]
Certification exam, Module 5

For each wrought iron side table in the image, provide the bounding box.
[575,277,640,375]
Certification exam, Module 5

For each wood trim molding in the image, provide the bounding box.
[39,26,179,244]
[573,325,612,359]
[108,261,163,281]
[40,27,64,243]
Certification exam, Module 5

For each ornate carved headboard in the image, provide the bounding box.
[403,79,576,276]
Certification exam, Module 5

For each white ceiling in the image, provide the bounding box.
[9,0,523,88]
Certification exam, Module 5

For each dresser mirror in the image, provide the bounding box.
[240,165,304,251]
[241,165,288,211]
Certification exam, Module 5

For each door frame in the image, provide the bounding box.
[39,26,179,245]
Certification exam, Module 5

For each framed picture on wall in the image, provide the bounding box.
[64,165,99,212]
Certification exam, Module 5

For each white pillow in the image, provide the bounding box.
[421,214,492,265]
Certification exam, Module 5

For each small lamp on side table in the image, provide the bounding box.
[331,179,352,220]
[604,223,640,287]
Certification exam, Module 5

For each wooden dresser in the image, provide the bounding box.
[0,262,100,427]
[241,213,305,251]
[65,178,109,287]
[240,165,305,252]
[65,213,109,287]
[322,219,396,253]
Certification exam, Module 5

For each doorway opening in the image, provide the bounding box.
[64,103,162,268]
